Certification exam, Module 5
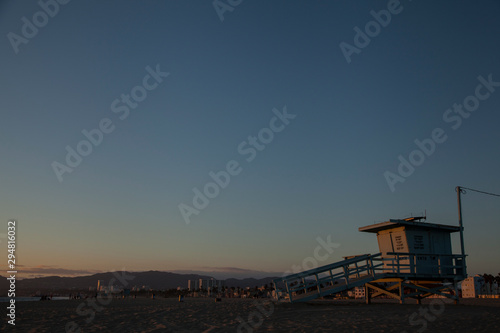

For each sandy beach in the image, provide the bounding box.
[2,297,499,332]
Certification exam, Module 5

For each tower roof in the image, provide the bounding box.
[359,219,461,233]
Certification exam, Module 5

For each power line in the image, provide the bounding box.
[458,186,500,198]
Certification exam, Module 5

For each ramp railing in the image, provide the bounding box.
[273,253,384,303]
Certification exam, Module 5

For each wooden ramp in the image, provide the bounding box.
[273,252,466,303]
[273,253,385,303]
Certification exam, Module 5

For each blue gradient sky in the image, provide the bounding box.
[1,0,499,278]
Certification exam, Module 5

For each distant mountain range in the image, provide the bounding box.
[0,271,278,295]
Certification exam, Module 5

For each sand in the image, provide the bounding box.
[1,297,499,332]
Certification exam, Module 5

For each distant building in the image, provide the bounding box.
[110,285,122,293]
[188,278,225,292]
[132,285,150,291]
[188,279,201,291]
[461,275,484,298]
[218,280,225,290]
[354,286,365,299]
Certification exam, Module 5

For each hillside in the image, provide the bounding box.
[0,271,278,295]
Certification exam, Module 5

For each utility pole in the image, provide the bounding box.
[456,186,467,276]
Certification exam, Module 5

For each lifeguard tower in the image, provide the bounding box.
[273,216,467,304]
[359,216,464,276]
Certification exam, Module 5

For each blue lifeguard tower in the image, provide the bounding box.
[273,216,466,304]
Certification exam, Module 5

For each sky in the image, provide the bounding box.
[1,0,499,279]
